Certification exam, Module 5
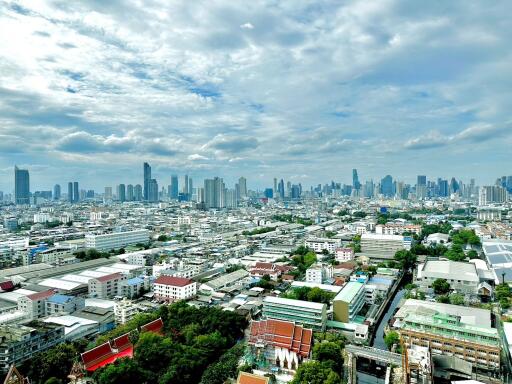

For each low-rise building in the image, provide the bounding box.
[360,233,411,260]
[305,263,333,284]
[45,294,85,315]
[85,229,149,251]
[17,289,55,320]
[153,275,197,302]
[335,248,354,262]
[88,273,127,299]
[262,296,327,331]
[305,238,341,254]
[332,281,365,323]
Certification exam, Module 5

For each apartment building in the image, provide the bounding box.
[17,289,55,320]
[305,238,341,254]
[305,263,333,284]
[88,273,127,299]
[153,275,197,302]
[85,229,149,251]
[360,233,411,260]
[335,248,354,262]
[45,294,85,315]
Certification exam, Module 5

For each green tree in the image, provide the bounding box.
[290,361,341,384]
[449,293,464,305]
[436,295,450,303]
[384,331,399,351]
[394,250,417,271]
[432,278,451,294]
[312,342,343,372]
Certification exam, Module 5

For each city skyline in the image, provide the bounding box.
[0,1,511,189]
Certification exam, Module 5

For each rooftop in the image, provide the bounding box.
[263,296,326,310]
[334,281,364,303]
[154,275,193,287]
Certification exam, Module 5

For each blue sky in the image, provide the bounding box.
[0,0,511,191]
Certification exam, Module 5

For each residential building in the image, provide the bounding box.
[17,289,55,320]
[88,273,128,299]
[335,248,354,262]
[45,294,85,315]
[153,275,197,302]
[305,263,333,284]
[360,233,411,260]
[0,322,65,372]
[85,229,149,251]
[305,237,341,254]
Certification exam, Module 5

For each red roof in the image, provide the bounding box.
[112,333,131,351]
[254,262,274,270]
[249,319,312,357]
[96,272,123,283]
[81,342,115,368]
[140,318,164,334]
[0,281,14,291]
[154,275,193,287]
[85,346,133,371]
[26,289,55,301]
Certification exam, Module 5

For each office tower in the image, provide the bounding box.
[134,184,142,201]
[148,179,159,202]
[278,179,285,199]
[225,188,237,208]
[183,174,189,195]
[196,187,205,203]
[0,191,3,202]
[188,177,193,199]
[507,176,512,193]
[264,188,273,198]
[416,175,427,199]
[364,180,374,198]
[53,184,61,200]
[273,178,278,196]
[86,190,94,198]
[449,177,459,194]
[104,187,113,200]
[143,162,151,201]
[73,182,79,203]
[238,177,247,198]
[117,184,126,202]
[14,166,30,205]
[380,175,394,197]
[68,182,73,203]
[204,177,225,208]
[352,169,361,190]
[291,184,300,199]
[126,184,134,201]
[170,175,179,199]
[479,186,508,205]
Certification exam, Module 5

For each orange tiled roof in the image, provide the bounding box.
[237,372,270,384]
[249,319,312,357]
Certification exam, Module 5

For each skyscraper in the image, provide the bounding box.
[184,174,189,195]
[68,182,73,203]
[273,178,278,196]
[117,184,126,202]
[104,187,113,201]
[170,175,179,199]
[278,179,285,199]
[53,184,61,200]
[14,166,30,205]
[126,184,134,201]
[143,162,151,201]
[188,177,193,199]
[73,182,79,203]
[134,184,143,201]
[204,177,225,208]
[416,175,427,199]
[148,179,159,202]
[380,175,394,197]
[352,169,361,190]
[238,177,247,198]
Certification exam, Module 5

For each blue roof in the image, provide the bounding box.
[47,294,72,304]
[126,277,144,286]
[369,277,393,286]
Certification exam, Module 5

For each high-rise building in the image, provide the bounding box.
[117,184,126,202]
[278,179,285,199]
[479,186,508,206]
[188,177,193,199]
[148,179,159,202]
[438,179,449,197]
[352,169,361,190]
[67,182,73,203]
[183,175,189,195]
[204,177,225,208]
[14,166,30,205]
[273,178,278,196]
[53,184,61,200]
[126,184,134,201]
[73,182,79,203]
[225,188,237,208]
[381,175,394,197]
[134,184,143,201]
[416,175,427,200]
[143,162,151,201]
[238,177,247,198]
[170,175,179,199]
[104,187,113,201]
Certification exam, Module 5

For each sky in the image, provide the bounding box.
[0,0,511,192]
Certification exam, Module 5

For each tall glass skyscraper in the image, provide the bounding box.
[170,175,179,199]
[143,162,151,201]
[14,166,30,205]
[53,184,61,200]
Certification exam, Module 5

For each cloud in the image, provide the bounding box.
[203,134,259,153]
[240,23,254,30]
